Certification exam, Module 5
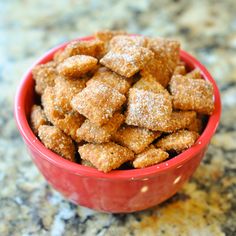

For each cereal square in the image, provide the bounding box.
[54,39,105,63]
[71,81,126,126]
[159,111,197,133]
[86,67,131,94]
[76,112,124,143]
[78,142,134,173]
[57,55,98,78]
[169,75,214,115]
[32,61,57,94]
[54,76,87,112]
[133,146,169,168]
[155,130,199,153]
[112,125,161,154]
[30,105,48,135]
[38,125,75,161]
[173,65,186,76]
[109,35,148,48]
[42,87,84,142]
[133,74,165,94]
[125,88,172,131]
[100,45,154,78]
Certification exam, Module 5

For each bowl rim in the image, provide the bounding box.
[14,36,221,180]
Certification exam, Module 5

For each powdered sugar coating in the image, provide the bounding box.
[42,87,84,142]
[76,112,124,143]
[156,130,199,153]
[125,88,172,131]
[133,146,169,168]
[30,105,48,135]
[169,74,214,115]
[100,45,154,78]
[71,80,126,126]
[78,142,134,173]
[38,125,75,161]
[32,61,57,94]
[54,76,87,112]
[112,125,161,154]
[57,55,98,78]
[86,67,131,94]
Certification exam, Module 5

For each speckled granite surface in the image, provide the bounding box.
[1,0,236,235]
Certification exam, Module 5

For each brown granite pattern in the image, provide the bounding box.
[1,0,235,235]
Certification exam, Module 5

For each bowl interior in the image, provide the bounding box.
[15,37,221,179]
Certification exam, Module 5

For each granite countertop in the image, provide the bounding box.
[1,0,236,235]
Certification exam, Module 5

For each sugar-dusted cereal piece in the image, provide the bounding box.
[169,75,214,115]
[148,37,180,72]
[140,58,170,87]
[76,112,124,143]
[32,61,57,94]
[156,130,199,153]
[159,111,197,133]
[42,87,84,142]
[78,142,134,173]
[86,67,131,94]
[38,125,75,161]
[173,65,186,75]
[187,115,204,133]
[71,81,126,126]
[133,74,165,94]
[112,125,161,154]
[54,39,105,63]
[185,68,202,79]
[54,76,87,112]
[81,159,95,168]
[94,30,127,43]
[133,146,169,168]
[57,55,98,78]
[30,105,48,135]
[142,37,180,87]
[100,45,154,78]
[125,88,172,131]
[109,35,148,48]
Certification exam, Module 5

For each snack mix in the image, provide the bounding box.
[30,30,215,173]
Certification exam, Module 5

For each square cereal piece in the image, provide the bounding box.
[100,45,154,78]
[30,105,48,135]
[140,58,171,87]
[133,146,169,168]
[76,112,124,143]
[42,87,84,142]
[81,159,95,168]
[109,35,148,48]
[133,74,165,94]
[169,75,214,115]
[71,81,126,126]
[78,142,134,173]
[94,30,127,43]
[155,130,199,153]
[32,61,57,94]
[112,125,161,154]
[158,111,197,133]
[54,39,105,63]
[86,67,131,94]
[148,37,180,72]
[57,55,98,78]
[54,76,87,112]
[38,125,75,161]
[125,88,172,131]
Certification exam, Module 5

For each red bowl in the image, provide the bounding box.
[14,36,221,213]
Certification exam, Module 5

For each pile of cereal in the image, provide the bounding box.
[30,30,215,173]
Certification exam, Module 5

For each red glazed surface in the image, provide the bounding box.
[14,36,221,213]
